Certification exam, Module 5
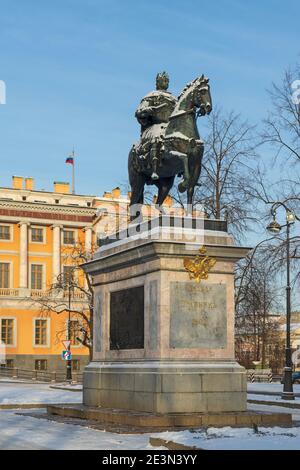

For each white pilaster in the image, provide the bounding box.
[19,222,29,289]
[84,227,93,253]
[52,225,62,281]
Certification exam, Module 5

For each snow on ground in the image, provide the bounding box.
[249,394,300,404]
[0,382,82,405]
[1,407,300,450]
[153,425,300,450]
[0,409,154,450]
[248,383,300,394]
[1,381,300,449]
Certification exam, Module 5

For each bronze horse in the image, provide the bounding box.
[128,75,212,218]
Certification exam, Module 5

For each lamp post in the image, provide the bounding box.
[266,202,297,400]
[66,281,72,382]
[56,275,73,383]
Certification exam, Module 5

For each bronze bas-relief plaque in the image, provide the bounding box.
[110,286,144,350]
[170,282,227,349]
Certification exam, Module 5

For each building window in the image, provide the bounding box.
[35,359,47,371]
[1,319,14,345]
[34,319,48,346]
[0,263,10,288]
[0,225,10,240]
[69,320,80,346]
[31,227,44,243]
[31,264,43,290]
[63,230,75,245]
[72,359,80,371]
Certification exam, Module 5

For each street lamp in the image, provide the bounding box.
[266,202,297,400]
[66,281,72,382]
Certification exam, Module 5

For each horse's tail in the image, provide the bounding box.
[128,144,138,185]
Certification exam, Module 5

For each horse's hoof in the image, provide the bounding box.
[178,181,187,193]
[151,172,159,180]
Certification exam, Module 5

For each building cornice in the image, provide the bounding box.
[0,200,96,227]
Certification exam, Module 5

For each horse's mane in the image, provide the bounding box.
[177,75,207,101]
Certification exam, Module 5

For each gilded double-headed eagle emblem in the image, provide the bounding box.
[183,246,216,282]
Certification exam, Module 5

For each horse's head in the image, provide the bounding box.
[193,75,212,116]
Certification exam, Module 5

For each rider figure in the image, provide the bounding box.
[135,72,177,180]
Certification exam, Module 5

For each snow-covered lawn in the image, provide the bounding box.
[0,382,82,405]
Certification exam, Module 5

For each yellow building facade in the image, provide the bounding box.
[0,176,129,372]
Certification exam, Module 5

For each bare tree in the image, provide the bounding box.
[253,62,300,291]
[189,107,259,237]
[33,242,95,360]
[261,63,300,163]
[235,252,284,370]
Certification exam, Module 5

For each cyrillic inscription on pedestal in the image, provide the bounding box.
[110,286,144,350]
[170,282,227,349]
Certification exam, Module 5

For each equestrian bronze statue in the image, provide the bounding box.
[128,72,212,217]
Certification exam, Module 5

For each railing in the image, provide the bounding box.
[0,288,19,297]
[0,288,87,301]
[0,366,83,384]
[63,291,86,300]
[30,290,48,298]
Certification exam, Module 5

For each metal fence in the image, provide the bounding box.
[0,366,83,384]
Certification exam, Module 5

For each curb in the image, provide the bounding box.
[0,379,49,385]
[248,390,300,397]
[248,399,300,409]
[0,402,80,410]
[50,386,82,392]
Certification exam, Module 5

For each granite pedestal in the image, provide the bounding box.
[82,217,250,414]
[47,217,292,427]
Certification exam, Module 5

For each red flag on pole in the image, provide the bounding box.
[66,149,76,194]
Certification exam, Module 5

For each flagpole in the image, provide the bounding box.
[71,148,75,194]
[72,151,75,194]
[66,149,76,194]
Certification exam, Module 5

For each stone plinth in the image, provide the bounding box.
[47,404,292,431]
[81,216,250,414]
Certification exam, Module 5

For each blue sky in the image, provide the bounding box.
[0,0,299,195]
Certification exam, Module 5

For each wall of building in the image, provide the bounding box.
[0,177,130,371]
